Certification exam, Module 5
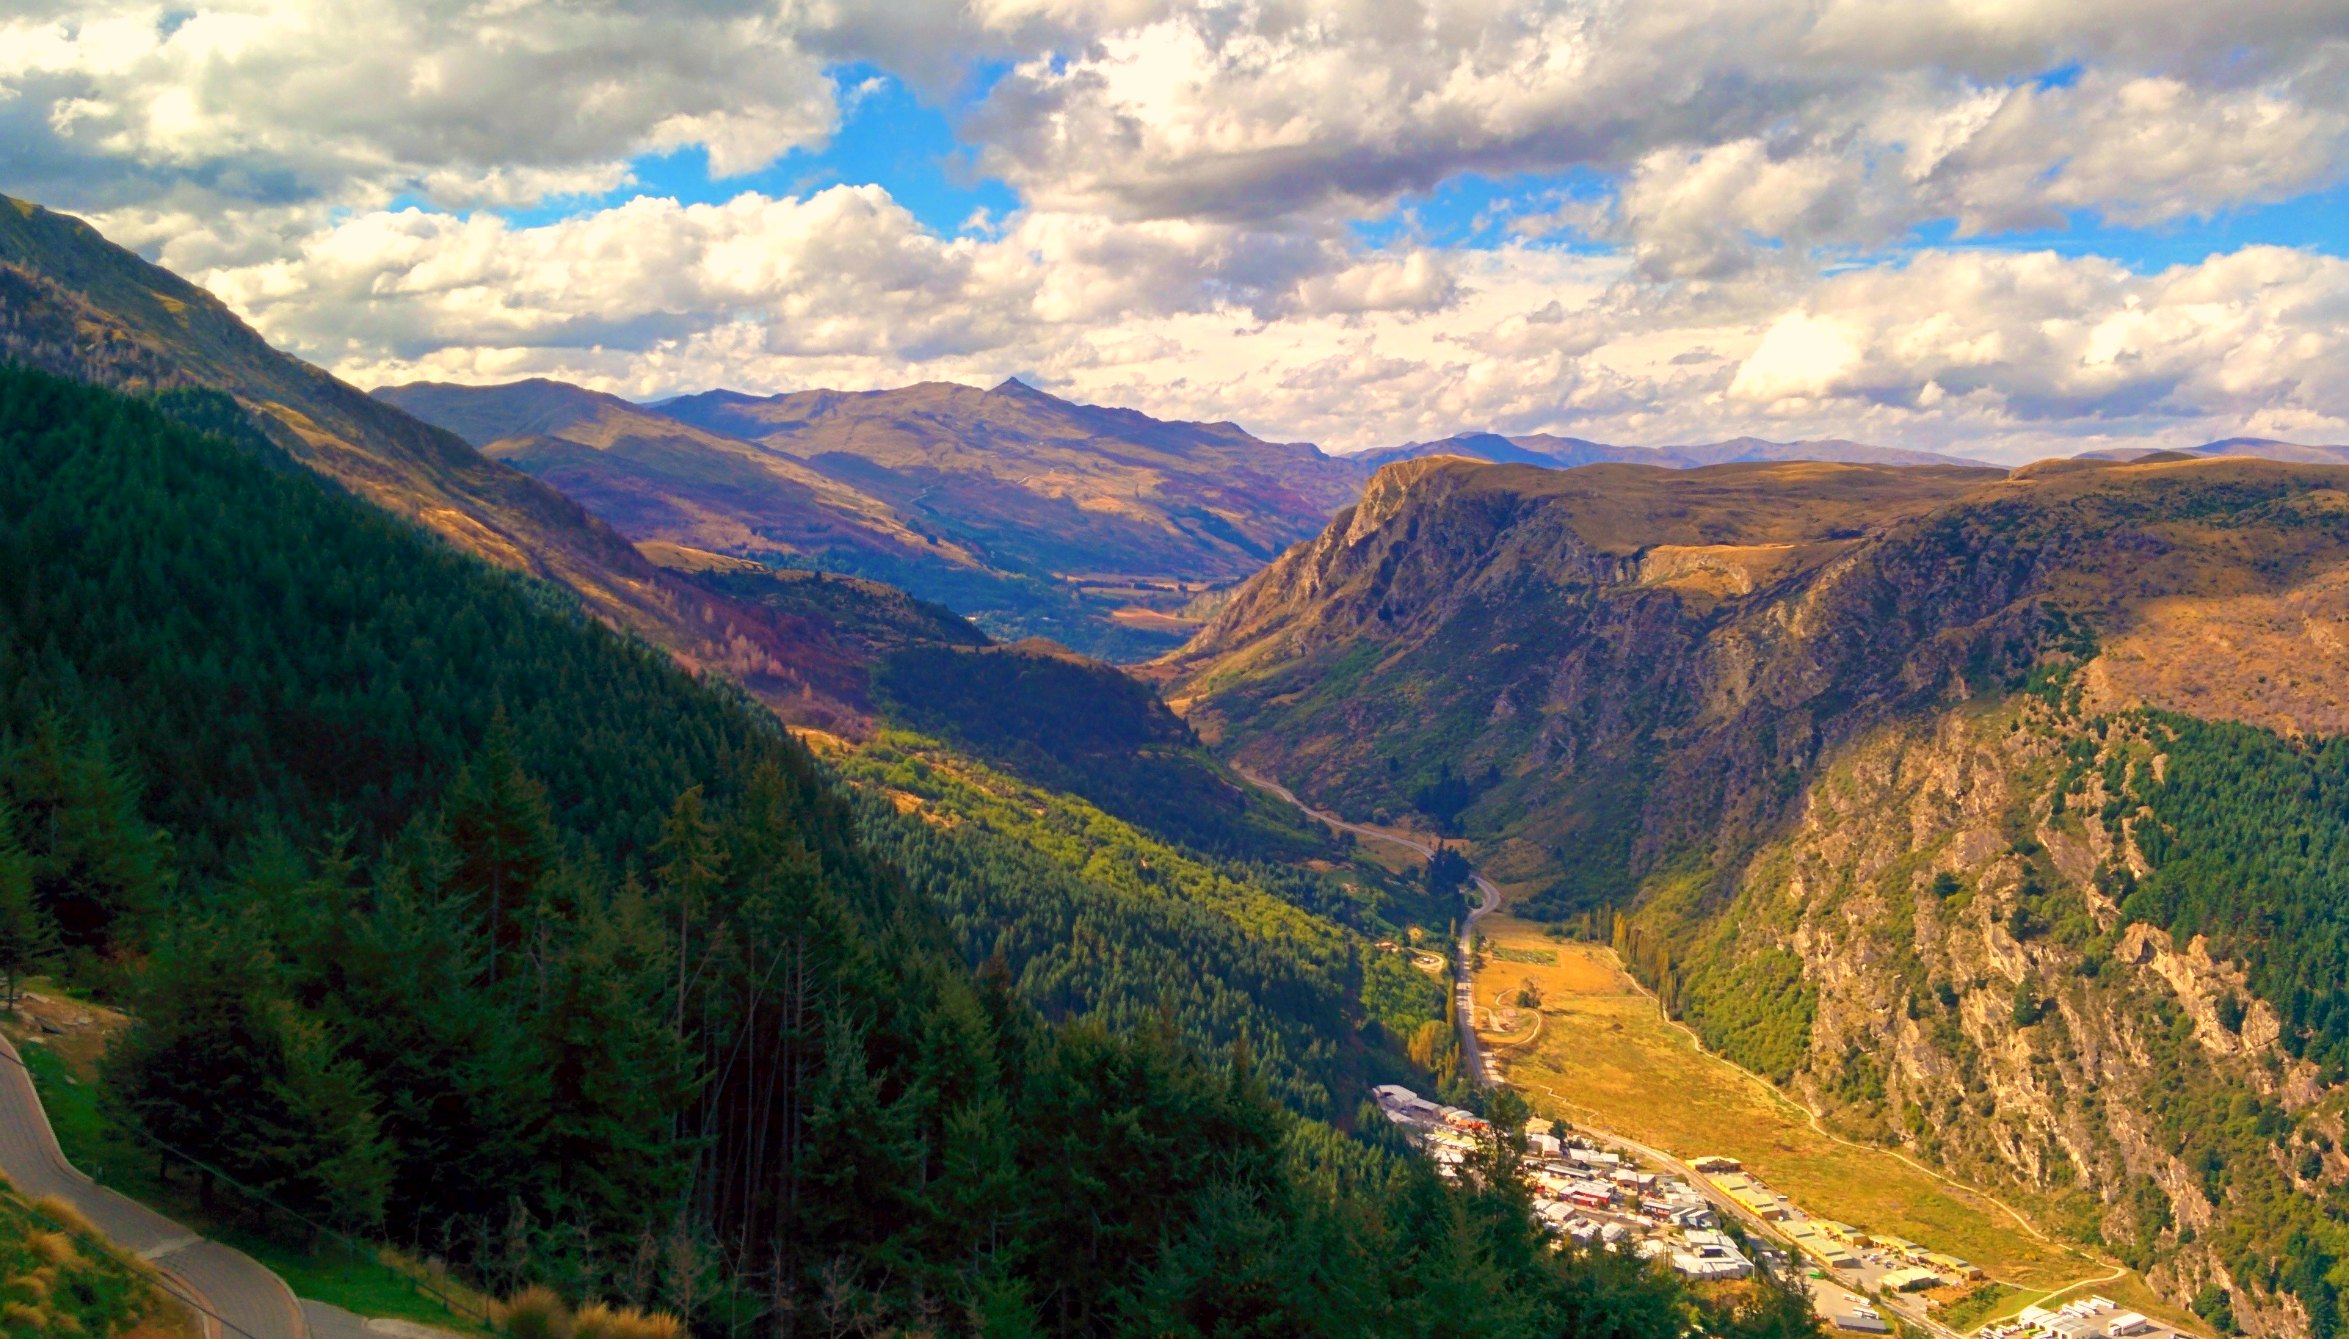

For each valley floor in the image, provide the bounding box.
[1466,916,2203,1334]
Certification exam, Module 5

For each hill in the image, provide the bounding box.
[1168,450,2349,1336]
[2075,437,2349,466]
[1350,431,1992,470]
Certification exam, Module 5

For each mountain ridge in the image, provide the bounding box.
[1348,429,1999,471]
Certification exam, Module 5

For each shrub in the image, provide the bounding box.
[497,1285,572,1339]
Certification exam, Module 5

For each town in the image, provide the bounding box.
[1373,1084,2197,1339]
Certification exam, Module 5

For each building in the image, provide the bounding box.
[1834,1314,1891,1334]
[2106,1315,2150,1337]
[1923,1251,1983,1281]
[1671,1253,1753,1281]
[1691,1155,1743,1173]
[1881,1267,1946,1293]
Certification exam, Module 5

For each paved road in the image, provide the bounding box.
[0,1032,306,1339]
[1236,766,1504,1087]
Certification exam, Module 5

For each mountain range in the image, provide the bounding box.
[1347,430,1997,470]
[379,373,1362,657]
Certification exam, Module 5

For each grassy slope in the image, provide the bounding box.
[1472,921,2093,1291]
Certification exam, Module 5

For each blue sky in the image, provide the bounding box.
[495,60,2347,278]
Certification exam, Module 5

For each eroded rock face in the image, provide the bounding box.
[1680,704,2337,1334]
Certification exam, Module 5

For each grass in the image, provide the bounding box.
[8,1026,495,1338]
[1468,919,2100,1293]
[1490,945,1558,965]
[1935,1282,2022,1332]
[0,1181,195,1339]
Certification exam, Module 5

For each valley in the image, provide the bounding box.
[3,184,2347,1339]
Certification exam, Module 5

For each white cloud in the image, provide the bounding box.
[0,1,841,208]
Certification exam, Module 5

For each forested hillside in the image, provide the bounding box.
[0,364,1822,1337]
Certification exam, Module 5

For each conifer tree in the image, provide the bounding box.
[0,799,55,1005]
[447,711,558,985]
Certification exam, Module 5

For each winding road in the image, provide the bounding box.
[1239,763,2163,1336]
[1235,766,1503,1086]
[0,1030,306,1339]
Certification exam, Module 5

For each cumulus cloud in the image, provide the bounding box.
[972,2,2349,260]
[0,0,841,210]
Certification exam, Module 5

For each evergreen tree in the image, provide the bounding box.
[445,711,558,986]
[0,799,55,1004]
[0,713,171,956]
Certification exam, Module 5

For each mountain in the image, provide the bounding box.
[0,194,1239,738]
[0,192,952,734]
[378,374,1361,657]
[1168,450,2349,1335]
[372,377,981,574]
[1351,431,1994,470]
[647,378,1365,652]
[2076,437,2349,465]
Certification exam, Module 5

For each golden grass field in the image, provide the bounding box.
[1469,916,2166,1306]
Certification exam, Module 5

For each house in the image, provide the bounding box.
[1530,1132,1564,1157]
[1881,1267,1946,1293]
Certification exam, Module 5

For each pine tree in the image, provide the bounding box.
[652,785,725,1034]
[255,1000,395,1231]
[447,711,558,985]
[0,800,55,1005]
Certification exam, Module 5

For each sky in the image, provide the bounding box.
[3,2,2347,461]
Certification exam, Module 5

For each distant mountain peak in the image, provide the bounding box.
[989,375,1054,399]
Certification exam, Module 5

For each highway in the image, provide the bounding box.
[0,1029,307,1339]
[1234,765,1503,1085]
